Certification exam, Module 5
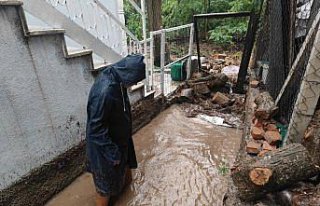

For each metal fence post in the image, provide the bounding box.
[150,33,155,90]
[187,24,194,79]
[160,30,166,95]
[141,0,149,91]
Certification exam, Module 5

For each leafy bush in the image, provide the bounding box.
[124,0,253,45]
[209,20,248,46]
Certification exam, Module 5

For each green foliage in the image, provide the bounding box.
[229,0,253,12]
[124,0,253,45]
[209,19,248,46]
[218,162,230,176]
[124,1,143,39]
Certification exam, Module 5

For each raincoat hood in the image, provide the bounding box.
[108,54,146,86]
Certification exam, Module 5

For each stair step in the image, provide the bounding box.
[67,49,93,59]
[0,0,22,6]
[28,28,65,37]
[94,62,111,70]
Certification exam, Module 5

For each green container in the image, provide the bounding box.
[170,62,186,81]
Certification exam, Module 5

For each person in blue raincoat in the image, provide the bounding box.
[86,54,145,206]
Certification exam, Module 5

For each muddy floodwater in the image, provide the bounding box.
[46,105,242,206]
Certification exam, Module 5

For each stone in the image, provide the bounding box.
[212,92,230,106]
[194,83,210,95]
[180,88,193,98]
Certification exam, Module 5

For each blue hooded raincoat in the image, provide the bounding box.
[86,54,145,196]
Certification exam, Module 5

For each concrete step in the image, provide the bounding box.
[67,48,93,59]
[0,0,22,6]
[27,27,65,37]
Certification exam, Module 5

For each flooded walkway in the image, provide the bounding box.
[46,105,242,206]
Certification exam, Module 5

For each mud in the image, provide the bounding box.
[46,105,242,206]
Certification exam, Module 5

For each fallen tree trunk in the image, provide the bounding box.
[231,143,320,201]
[303,126,320,167]
[188,73,228,85]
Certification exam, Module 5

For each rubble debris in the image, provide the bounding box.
[197,114,232,128]
[180,88,193,99]
[172,54,245,129]
[212,92,230,106]
[250,80,260,88]
[221,65,240,83]
[232,143,320,201]
[254,92,278,120]
[193,83,210,95]
[201,62,211,70]
[249,168,273,186]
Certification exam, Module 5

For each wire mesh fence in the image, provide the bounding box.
[254,0,320,143]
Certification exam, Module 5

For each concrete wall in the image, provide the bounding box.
[0,5,94,190]
[0,2,146,191]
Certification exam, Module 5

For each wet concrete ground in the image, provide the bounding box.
[46,105,242,206]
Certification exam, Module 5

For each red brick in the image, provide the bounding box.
[246,141,262,155]
[266,124,278,132]
[262,141,276,151]
[251,126,265,140]
[265,131,281,145]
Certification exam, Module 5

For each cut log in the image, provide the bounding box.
[188,73,228,88]
[249,168,273,186]
[303,126,320,167]
[254,92,278,120]
[232,143,320,201]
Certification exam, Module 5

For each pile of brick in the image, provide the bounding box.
[246,92,282,156]
[246,120,282,156]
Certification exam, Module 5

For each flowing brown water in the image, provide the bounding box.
[46,105,242,206]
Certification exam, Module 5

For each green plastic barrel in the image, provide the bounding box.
[170,62,186,81]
